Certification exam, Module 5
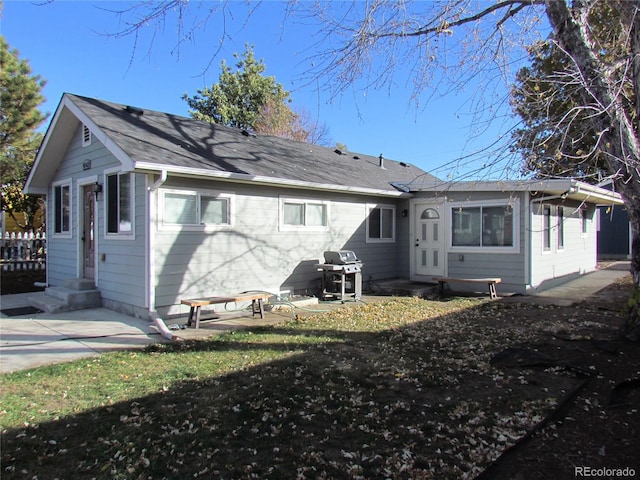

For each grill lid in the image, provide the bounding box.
[324,250,360,265]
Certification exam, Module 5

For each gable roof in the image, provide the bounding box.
[26,93,435,197]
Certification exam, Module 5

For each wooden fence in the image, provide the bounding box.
[0,232,46,272]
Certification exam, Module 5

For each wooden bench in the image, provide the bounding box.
[181,292,271,329]
[433,277,502,299]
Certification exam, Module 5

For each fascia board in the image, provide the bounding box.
[134,162,412,198]
[412,179,622,203]
[24,97,68,194]
[63,97,135,172]
[24,95,136,195]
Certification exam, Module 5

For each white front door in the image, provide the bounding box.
[414,202,445,277]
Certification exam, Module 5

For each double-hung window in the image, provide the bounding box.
[161,189,231,229]
[106,172,134,235]
[450,201,518,252]
[543,205,552,251]
[367,204,395,242]
[280,198,328,230]
[53,180,71,236]
[557,207,565,249]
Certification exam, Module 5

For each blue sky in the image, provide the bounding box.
[2,1,537,180]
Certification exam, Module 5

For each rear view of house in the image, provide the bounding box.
[24,94,623,320]
[24,94,435,319]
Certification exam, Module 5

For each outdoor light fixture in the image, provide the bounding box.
[93,182,103,200]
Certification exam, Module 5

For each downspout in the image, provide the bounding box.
[146,171,178,341]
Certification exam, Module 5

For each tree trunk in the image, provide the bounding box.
[545,0,640,339]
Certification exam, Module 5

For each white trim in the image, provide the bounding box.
[82,124,92,147]
[51,178,73,238]
[135,161,412,198]
[581,207,590,238]
[365,203,396,243]
[76,175,99,282]
[158,187,234,232]
[557,205,565,251]
[407,179,623,205]
[541,204,552,254]
[410,199,446,280]
[65,97,135,171]
[103,168,136,240]
[447,198,520,254]
[278,196,329,232]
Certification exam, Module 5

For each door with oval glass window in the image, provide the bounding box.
[415,203,444,277]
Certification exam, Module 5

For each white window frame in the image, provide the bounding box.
[52,178,72,238]
[279,197,329,232]
[366,203,396,243]
[82,124,92,147]
[557,206,565,251]
[104,169,135,239]
[449,199,520,253]
[581,207,589,237]
[159,188,233,232]
[542,205,552,252]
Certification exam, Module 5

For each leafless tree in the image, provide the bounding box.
[106,0,640,338]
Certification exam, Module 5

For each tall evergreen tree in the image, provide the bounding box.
[182,44,292,132]
[0,35,47,231]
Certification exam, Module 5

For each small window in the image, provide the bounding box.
[53,182,71,235]
[581,208,588,235]
[557,207,564,249]
[421,208,439,219]
[280,198,328,230]
[543,205,551,251]
[82,124,92,147]
[107,172,134,235]
[161,189,231,228]
[367,204,395,242]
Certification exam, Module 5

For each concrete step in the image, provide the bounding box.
[29,293,68,314]
[44,286,102,311]
[63,278,96,291]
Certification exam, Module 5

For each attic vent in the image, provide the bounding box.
[334,149,346,155]
[241,130,250,136]
[352,155,360,160]
[82,124,91,147]
[125,105,144,115]
[400,162,408,167]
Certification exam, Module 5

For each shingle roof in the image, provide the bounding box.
[68,94,436,194]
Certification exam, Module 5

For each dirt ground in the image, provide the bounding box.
[479,276,640,479]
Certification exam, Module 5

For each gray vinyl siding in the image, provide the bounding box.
[46,124,148,315]
[413,191,528,293]
[153,178,405,316]
[529,200,597,291]
[95,172,147,314]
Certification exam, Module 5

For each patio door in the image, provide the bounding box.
[414,202,445,277]
[82,185,96,280]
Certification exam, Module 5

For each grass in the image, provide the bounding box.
[0,296,589,479]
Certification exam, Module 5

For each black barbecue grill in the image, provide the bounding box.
[316,250,363,301]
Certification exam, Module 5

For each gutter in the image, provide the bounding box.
[134,162,413,198]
